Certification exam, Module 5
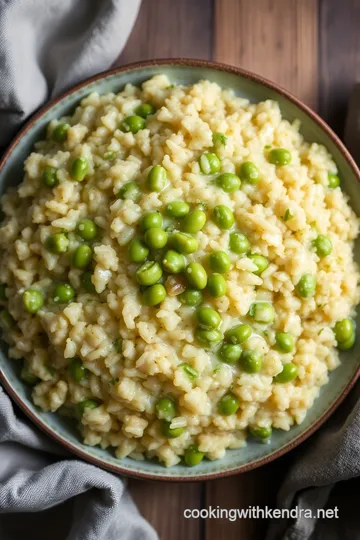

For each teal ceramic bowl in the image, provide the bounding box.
[0,59,359,481]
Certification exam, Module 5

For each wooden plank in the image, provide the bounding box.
[204,459,288,540]
[213,0,319,109]
[129,480,204,540]
[116,0,213,66]
[319,0,360,135]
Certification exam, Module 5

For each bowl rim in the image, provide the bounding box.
[0,57,360,482]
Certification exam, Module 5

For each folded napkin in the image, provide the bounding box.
[266,87,360,540]
[0,1,158,539]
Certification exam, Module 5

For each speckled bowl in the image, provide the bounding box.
[0,59,359,481]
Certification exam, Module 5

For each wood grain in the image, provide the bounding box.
[213,0,319,109]
[319,0,360,135]
[129,480,204,540]
[116,0,213,66]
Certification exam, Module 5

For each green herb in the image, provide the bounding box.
[212,132,227,146]
[109,377,120,385]
[264,145,271,150]
[166,84,174,89]
[113,338,122,353]
[213,364,222,373]
[196,201,208,211]
[318,328,324,335]
[283,208,294,222]
[180,363,199,380]
[104,151,117,161]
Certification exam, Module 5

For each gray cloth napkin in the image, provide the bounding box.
[0,1,158,539]
[266,85,360,540]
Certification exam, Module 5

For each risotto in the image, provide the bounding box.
[0,75,359,467]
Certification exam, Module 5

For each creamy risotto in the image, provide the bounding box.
[0,75,359,467]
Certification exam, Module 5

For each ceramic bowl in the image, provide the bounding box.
[0,59,359,481]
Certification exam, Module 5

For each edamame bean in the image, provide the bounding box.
[268,148,292,166]
[209,251,231,273]
[162,250,185,274]
[249,426,272,440]
[136,261,163,286]
[46,233,69,254]
[143,283,166,306]
[219,343,242,364]
[121,115,145,133]
[171,232,198,254]
[248,253,269,275]
[78,399,99,416]
[225,323,252,344]
[81,272,96,293]
[229,232,250,254]
[184,445,205,467]
[180,363,199,380]
[199,152,221,174]
[240,349,263,373]
[118,181,141,201]
[275,332,295,353]
[72,245,92,268]
[207,273,227,298]
[42,167,59,187]
[0,284,7,301]
[196,306,221,329]
[334,318,354,343]
[144,227,168,249]
[128,238,149,263]
[239,161,260,184]
[182,209,206,233]
[338,333,356,350]
[296,274,316,298]
[23,289,44,314]
[53,283,75,303]
[135,103,155,118]
[212,205,234,229]
[218,393,240,416]
[76,219,97,241]
[274,363,298,383]
[185,262,207,289]
[216,172,241,193]
[156,397,176,421]
[20,365,39,385]
[52,123,69,143]
[71,157,89,182]
[141,211,163,231]
[328,172,340,188]
[165,201,190,218]
[179,289,203,306]
[69,358,88,382]
[195,328,223,348]
[146,165,167,192]
[161,420,184,438]
[313,235,332,258]
[249,302,275,324]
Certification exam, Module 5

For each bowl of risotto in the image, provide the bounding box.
[0,59,359,480]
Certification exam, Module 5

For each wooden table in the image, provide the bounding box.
[115,1,360,538]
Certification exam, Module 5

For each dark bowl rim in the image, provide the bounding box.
[0,57,359,482]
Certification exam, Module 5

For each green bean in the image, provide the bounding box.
[52,123,69,143]
[328,172,340,188]
[248,253,269,275]
[161,420,184,438]
[135,103,155,118]
[218,393,240,416]
[76,219,97,241]
[143,284,166,306]
[144,227,168,249]
[128,238,149,263]
[296,274,316,298]
[156,396,176,421]
[165,201,190,218]
[196,306,221,329]
[146,165,167,192]
[46,233,69,254]
[140,211,163,231]
[42,167,59,187]
[185,262,207,289]
[72,245,92,268]
[71,157,89,182]
[216,173,241,193]
[23,289,44,314]
[209,251,231,273]
[179,289,203,307]
[240,349,263,373]
[170,232,198,254]
[219,343,242,364]
[313,235,332,258]
[212,205,234,229]
[275,332,295,353]
[118,181,141,201]
[225,323,252,344]
[274,363,298,383]
[249,426,272,440]
[239,161,260,184]
[249,302,275,324]
[136,261,162,286]
[268,148,292,166]
[69,358,88,382]
[229,232,250,254]
[121,115,145,133]
[195,328,223,348]
[199,152,221,174]
[334,318,354,343]
[53,283,75,304]
[182,209,207,233]
[162,250,185,274]
[207,273,227,298]
[184,445,205,466]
